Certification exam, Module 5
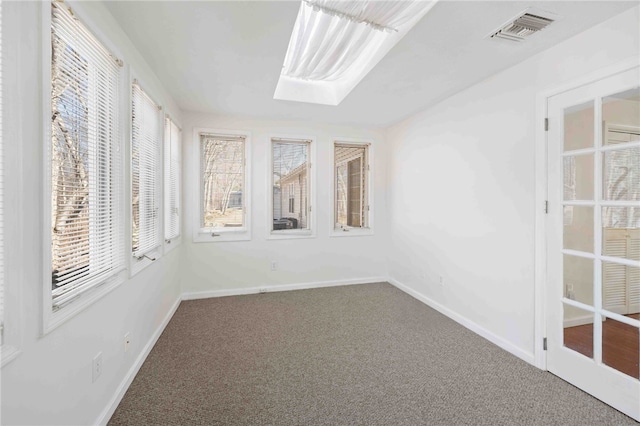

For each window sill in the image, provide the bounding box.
[1,345,21,368]
[330,227,374,238]
[43,271,125,335]
[163,236,182,254]
[268,230,315,240]
[194,229,251,243]
[131,248,162,277]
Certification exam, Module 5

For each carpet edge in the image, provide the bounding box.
[180,277,388,300]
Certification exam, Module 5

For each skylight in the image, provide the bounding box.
[274,0,437,106]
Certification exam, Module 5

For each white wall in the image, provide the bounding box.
[1,2,183,425]
[385,6,639,363]
[181,112,388,296]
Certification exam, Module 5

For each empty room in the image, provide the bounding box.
[1,0,639,424]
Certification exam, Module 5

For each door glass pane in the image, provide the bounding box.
[603,262,639,313]
[602,219,640,262]
[564,155,593,200]
[564,206,593,253]
[564,100,594,151]
[603,147,640,201]
[603,87,640,146]
[564,255,594,306]
[602,315,639,380]
[563,304,594,359]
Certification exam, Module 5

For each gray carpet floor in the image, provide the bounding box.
[108,283,638,425]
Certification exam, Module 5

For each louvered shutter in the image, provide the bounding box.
[131,83,161,257]
[164,117,181,240]
[50,1,124,308]
[603,228,640,314]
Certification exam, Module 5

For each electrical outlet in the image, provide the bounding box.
[270,261,278,271]
[259,287,267,294]
[92,352,103,383]
[124,333,131,353]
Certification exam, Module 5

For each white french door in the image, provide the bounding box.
[546,65,640,421]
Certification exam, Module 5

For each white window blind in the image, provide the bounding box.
[334,143,368,229]
[200,133,246,230]
[50,1,123,308]
[164,117,181,241]
[131,82,161,257]
[272,139,310,231]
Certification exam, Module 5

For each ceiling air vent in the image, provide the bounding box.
[490,9,557,42]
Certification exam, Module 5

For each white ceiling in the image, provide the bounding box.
[104,1,636,128]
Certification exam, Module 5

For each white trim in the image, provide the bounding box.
[267,134,317,239]
[181,277,387,301]
[388,277,536,366]
[533,55,640,370]
[96,296,181,426]
[192,128,252,243]
[1,0,26,365]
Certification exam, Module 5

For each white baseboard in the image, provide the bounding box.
[96,296,182,426]
[563,315,596,328]
[181,277,388,301]
[387,277,536,366]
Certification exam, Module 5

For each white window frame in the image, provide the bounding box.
[42,1,127,333]
[331,139,374,237]
[129,76,163,276]
[268,135,316,240]
[193,128,251,243]
[0,0,22,366]
[163,114,182,253]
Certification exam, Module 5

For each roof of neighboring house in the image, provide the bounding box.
[276,162,307,185]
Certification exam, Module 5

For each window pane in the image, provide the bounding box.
[564,100,594,151]
[272,141,309,231]
[564,255,594,307]
[563,206,593,253]
[563,304,594,360]
[602,315,639,380]
[201,135,245,229]
[603,87,640,146]
[563,154,593,201]
[603,147,640,201]
[603,261,639,314]
[164,118,181,240]
[131,84,161,257]
[335,144,367,229]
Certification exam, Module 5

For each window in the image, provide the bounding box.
[131,81,161,259]
[334,142,370,231]
[164,117,181,243]
[197,130,249,241]
[49,2,124,312]
[272,138,311,234]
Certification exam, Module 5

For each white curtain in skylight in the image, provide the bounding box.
[282,0,431,82]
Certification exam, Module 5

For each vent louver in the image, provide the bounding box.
[491,12,555,42]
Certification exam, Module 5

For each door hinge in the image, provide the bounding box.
[544,200,549,214]
[544,118,549,131]
[543,337,547,351]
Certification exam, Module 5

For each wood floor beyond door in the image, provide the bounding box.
[564,314,640,379]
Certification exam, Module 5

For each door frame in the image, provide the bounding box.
[534,56,640,370]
